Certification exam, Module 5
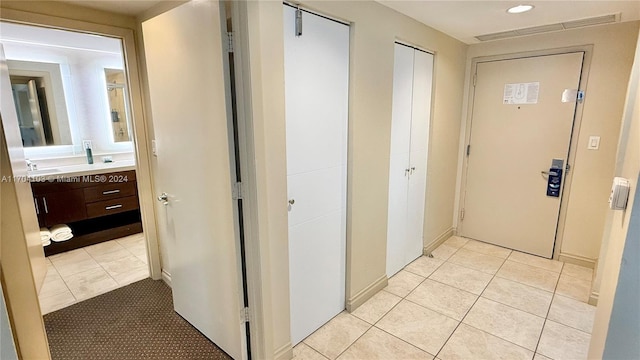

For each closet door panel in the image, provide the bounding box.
[284,14,348,176]
[389,44,414,158]
[289,209,346,345]
[406,50,434,261]
[386,152,410,276]
[409,51,433,159]
[287,165,347,227]
[386,43,415,277]
[284,5,349,345]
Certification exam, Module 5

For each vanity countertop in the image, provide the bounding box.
[28,159,136,180]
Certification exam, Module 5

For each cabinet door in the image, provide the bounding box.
[41,189,87,226]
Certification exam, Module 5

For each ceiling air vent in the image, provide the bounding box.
[475,13,619,41]
[562,14,618,29]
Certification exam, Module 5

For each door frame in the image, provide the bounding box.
[457,46,593,260]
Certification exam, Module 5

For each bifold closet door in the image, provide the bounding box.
[386,44,433,277]
[283,6,349,345]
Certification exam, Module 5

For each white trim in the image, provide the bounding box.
[423,227,454,255]
[161,269,171,287]
[559,252,596,269]
[274,342,293,360]
[346,274,388,312]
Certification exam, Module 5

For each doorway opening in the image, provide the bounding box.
[0,21,150,314]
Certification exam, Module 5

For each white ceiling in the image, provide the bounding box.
[61,0,163,15]
[378,1,640,44]
[58,1,640,44]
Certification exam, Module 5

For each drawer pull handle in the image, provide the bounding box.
[43,197,49,214]
[102,189,121,195]
[105,204,123,210]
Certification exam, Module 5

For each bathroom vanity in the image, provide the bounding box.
[30,164,142,256]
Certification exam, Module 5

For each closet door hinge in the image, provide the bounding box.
[232,182,243,200]
[473,73,477,87]
[243,307,250,323]
[466,144,471,157]
[226,32,234,53]
[460,208,465,221]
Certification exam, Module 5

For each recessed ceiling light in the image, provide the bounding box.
[507,4,534,14]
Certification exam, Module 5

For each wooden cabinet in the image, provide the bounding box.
[31,170,142,256]
[34,189,87,227]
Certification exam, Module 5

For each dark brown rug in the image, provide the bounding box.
[44,278,232,360]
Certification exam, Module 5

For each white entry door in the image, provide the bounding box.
[142,2,245,359]
[387,44,433,276]
[283,6,349,345]
[460,52,584,258]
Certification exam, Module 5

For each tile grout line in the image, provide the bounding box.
[333,249,458,359]
[433,250,511,359]
[532,261,565,358]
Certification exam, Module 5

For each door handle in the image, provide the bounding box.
[288,199,295,205]
[157,192,169,205]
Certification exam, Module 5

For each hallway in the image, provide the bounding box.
[294,236,595,360]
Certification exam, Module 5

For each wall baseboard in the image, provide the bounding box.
[274,341,292,360]
[589,292,599,306]
[423,227,455,255]
[346,274,387,312]
[161,269,172,287]
[559,253,596,269]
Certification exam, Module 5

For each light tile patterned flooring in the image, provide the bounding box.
[38,233,149,314]
[294,236,596,360]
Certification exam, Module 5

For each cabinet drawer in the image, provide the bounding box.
[86,196,139,218]
[84,182,137,203]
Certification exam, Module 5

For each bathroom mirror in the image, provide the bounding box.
[105,69,132,142]
[8,60,73,147]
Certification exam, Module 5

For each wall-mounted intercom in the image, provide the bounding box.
[609,177,630,210]
[545,159,564,198]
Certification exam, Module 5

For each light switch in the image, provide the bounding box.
[588,136,600,150]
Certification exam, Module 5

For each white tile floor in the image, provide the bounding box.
[38,233,149,314]
[294,236,596,360]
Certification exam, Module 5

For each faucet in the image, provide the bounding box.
[26,159,37,171]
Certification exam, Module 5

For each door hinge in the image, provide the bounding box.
[243,307,250,322]
[466,144,471,157]
[473,73,477,87]
[232,182,243,200]
[226,31,234,53]
[566,163,571,173]
[460,209,465,220]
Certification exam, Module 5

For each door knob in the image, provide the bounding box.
[157,192,169,205]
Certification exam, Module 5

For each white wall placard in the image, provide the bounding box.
[503,82,539,104]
